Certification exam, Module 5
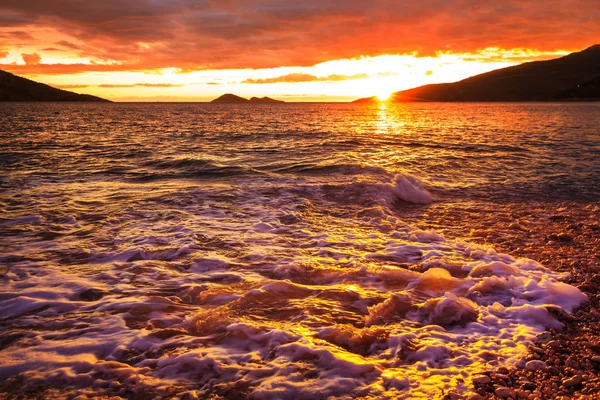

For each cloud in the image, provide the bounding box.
[56,40,81,50]
[0,1,597,72]
[243,73,370,84]
[21,52,41,65]
[0,51,8,58]
[52,84,89,89]
[97,83,184,88]
[0,30,34,41]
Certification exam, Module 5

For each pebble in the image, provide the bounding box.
[565,356,580,369]
[473,375,491,384]
[466,394,483,400]
[531,346,544,354]
[495,373,510,381]
[495,387,514,398]
[525,360,548,371]
[563,374,582,388]
[557,233,574,242]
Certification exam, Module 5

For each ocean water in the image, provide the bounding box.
[1,102,599,399]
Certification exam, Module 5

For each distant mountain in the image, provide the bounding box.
[250,96,284,103]
[354,45,600,103]
[0,69,109,102]
[211,93,284,103]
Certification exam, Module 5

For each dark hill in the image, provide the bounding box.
[211,93,249,102]
[0,69,109,102]
[211,94,284,103]
[354,45,600,103]
[250,96,284,103]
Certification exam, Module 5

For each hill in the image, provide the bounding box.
[354,45,600,103]
[249,96,284,103]
[211,94,284,103]
[0,69,109,102]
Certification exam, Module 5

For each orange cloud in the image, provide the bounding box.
[52,84,90,89]
[21,52,41,65]
[56,41,81,50]
[0,1,597,74]
[97,83,184,88]
[243,73,370,84]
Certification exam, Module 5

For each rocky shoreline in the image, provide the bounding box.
[406,200,600,400]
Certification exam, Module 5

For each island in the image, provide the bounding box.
[354,44,600,103]
[0,69,110,102]
[211,93,284,103]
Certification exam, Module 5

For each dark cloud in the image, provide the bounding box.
[0,0,597,72]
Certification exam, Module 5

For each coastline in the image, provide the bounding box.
[402,200,600,399]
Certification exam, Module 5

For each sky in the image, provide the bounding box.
[0,1,598,102]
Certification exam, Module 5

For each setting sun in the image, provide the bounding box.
[376,91,393,101]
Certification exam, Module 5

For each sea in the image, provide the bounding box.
[1,102,599,399]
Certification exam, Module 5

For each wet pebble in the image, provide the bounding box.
[563,374,582,388]
[495,386,514,398]
[473,375,491,385]
[525,360,547,371]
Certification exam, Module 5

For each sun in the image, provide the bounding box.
[376,91,392,101]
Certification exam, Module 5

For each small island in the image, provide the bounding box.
[211,93,284,103]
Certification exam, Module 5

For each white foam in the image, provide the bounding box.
[0,176,587,400]
[390,174,434,204]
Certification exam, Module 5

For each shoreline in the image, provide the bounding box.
[402,199,600,399]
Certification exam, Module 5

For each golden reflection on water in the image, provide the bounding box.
[1,103,597,399]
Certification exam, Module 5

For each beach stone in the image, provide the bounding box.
[577,284,597,293]
[495,373,510,381]
[565,356,579,369]
[548,366,560,375]
[563,374,582,388]
[472,375,490,384]
[495,387,514,398]
[466,394,484,400]
[525,360,548,371]
[549,215,565,221]
[517,389,530,399]
[547,340,562,348]
[531,346,544,354]
[557,233,573,242]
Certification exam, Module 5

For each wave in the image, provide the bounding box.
[127,157,257,180]
[318,173,434,209]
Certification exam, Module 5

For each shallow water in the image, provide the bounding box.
[1,102,599,399]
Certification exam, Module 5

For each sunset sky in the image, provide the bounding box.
[1,1,597,102]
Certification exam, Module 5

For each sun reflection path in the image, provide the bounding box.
[375,103,405,135]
